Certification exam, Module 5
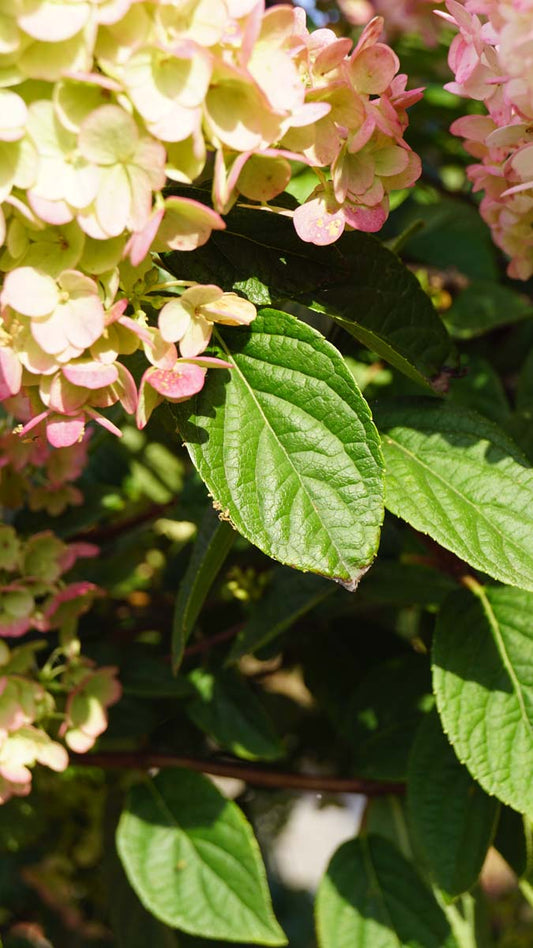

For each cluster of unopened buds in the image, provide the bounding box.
[442,0,533,280]
[0,0,422,446]
[0,527,120,804]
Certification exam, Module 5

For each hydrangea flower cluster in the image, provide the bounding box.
[0,0,422,445]
[442,0,533,279]
[0,638,120,804]
[0,525,99,639]
[0,400,90,514]
[0,527,121,805]
[339,0,444,46]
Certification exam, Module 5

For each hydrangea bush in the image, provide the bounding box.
[3,0,533,946]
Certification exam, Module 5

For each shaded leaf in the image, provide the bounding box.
[444,280,533,339]
[187,667,284,761]
[228,568,334,663]
[341,654,432,781]
[407,709,498,900]
[316,834,456,948]
[433,585,533,818]
[172,506,236,671]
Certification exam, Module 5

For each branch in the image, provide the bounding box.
[184,624,241,657]
[72,751,404,796]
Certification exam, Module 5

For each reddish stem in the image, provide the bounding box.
[72,750,404,796]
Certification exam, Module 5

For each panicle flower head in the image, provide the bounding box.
[0,0,421,440]
[0,525,100,639]
[338,0,446,45]
[444,0,533,278]
[0,632,120,804]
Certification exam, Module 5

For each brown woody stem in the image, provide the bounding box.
[72,751,404,796]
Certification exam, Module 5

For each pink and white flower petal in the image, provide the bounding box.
[0,347,22,401]
[179,313,213,358]
[17,0,91,42]
[146,362,206,401]
[202,293,257,326]
[45,413,86,447]
[0,90,27,142]
[154,196,225,252]
[2,267,58,317]
[63,360,119,389]
[158,298,193,344]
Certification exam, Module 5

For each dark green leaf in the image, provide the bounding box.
[433,585,533,818]
[228,568,334,663]
[341,654,432,781]
[358,559,456,608]
[172,506,236,671]
[407,709,498,900]
[316,835,456,948]
[447,355,510,425]
[444,280,533,339]
[120,649,193,699]
[174,309,384,588]
[395,198,497,280]
[187,668,284,761]
[164,195,452,387]
[376,399,533,590]
[117,769,286,945]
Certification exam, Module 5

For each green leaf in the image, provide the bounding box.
[117,768,287,945]
[433,584,533,818]
[444,280,533,339]
[365,795,412,861]
[105,834,179,947]
[228,568,334,663]
[407,709,498,900]
[187,667,284,761]
[358,559,456,608]
[395,197,498,280]
[164,194,452,387]
[447,355,510,426]
[316,834,456,948]
[341,654,432,781]
[172,506,236,671]
[516,346,533,414]
[120,648,193,699]
[174,309,384,588]
[376,398,533,591]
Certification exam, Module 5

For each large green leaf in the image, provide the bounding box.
[174,309,384,588]
[164,194,452,387]
[116,768,286,945]
[316,835,456,948]
[172,507,235,670]
[407,709,498,900]
[376,399,533,590]
[186,667,284,761]
[433,585,533,818]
